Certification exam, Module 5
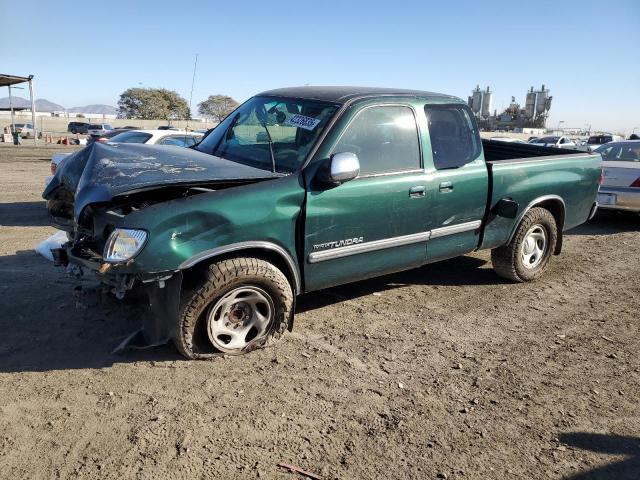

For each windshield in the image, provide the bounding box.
[196,95,339,174]
[533,136,559,143]
[588,135,612,145]
[595,142,640,162]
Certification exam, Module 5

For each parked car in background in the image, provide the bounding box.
[577,134,624,152]
[527,136,539,142]
[103,129,203,146]
[529,136,576,149]
[596,140,640,213]
[67,122,89,134]
[46,130,205,187]
[86,128,136,145]
[489,136,526,143]
[87,123,114,136]
[157,125,184,131]
[8,123,34,138]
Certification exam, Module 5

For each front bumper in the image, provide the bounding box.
[64,244,173,293]
[597,188,640,213]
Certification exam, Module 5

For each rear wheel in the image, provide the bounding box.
[175,257,293,359]
[491,207,557,282]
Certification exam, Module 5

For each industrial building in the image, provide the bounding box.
[468,84,552,131]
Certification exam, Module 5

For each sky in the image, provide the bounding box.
[1,0,639,134]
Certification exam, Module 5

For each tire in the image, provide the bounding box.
[175,257,293,359]
[71,129,77,134]
[491,207,557,282]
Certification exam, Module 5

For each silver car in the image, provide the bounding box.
[596,141,640,212]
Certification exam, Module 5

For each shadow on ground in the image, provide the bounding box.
[567,210,639,236]
[0,251,499,373]
[0,250,181,373]
[560,432,640,479]
[297,255,500,313]
[0,201,50,227]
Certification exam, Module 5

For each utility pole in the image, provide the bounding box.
[8,85,16,138]
[28,75,37,144]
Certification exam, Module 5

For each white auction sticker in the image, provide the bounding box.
[286,114,321,131]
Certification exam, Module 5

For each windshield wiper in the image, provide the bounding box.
[258,119,276,173]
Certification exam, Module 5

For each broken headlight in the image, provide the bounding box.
[103,228,148,263]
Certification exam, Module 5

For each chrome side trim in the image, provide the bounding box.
[308,231,430,264]
[178,241,301,294]
[430,220,482,239]
[588,201,598,220]
[506,194,566,244]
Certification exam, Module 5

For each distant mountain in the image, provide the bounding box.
[0,97,116,114]
[68,104,117,115]
[0,97,31,109]
[35,99,65,112]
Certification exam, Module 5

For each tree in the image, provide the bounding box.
[198,95,239,122]
[117,87,190,120]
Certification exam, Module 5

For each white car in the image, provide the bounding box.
[8,123,35,138]
[102,129,203,146]
[596,140,640,213]
[87,123,114,136]
[45,130,204,187]
[489,136,527,143]
[529,136,576,149]
[577,134,624,152]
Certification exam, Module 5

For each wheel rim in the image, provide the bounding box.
[521,224,547,269]
[206,286,274,353]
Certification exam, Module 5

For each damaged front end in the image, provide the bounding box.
[43,142,280,350]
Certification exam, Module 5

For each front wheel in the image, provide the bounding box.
[491,207,557,282]
[175,257,293,359]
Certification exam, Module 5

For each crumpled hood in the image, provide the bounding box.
[43,142,279,220]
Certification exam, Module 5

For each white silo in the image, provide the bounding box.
[525,86,537,119]
[469,85,483,114]
[481,86,492,118]
[535,84,550,116]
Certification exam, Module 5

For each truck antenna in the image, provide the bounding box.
[186,53,198,132]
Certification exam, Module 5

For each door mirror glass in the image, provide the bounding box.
[328,152,360,184]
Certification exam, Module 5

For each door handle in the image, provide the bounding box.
[439,181,453,193]
[409,185,426,198]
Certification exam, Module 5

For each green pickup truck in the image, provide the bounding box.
[44,87,601,358]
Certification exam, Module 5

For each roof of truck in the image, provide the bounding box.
[258,86,462,104]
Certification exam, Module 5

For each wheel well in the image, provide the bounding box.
[180,248,300,295]
[532,199,565,255]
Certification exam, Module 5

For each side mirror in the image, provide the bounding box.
[325,152,360,184]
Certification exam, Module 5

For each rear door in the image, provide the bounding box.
[423,104,488,262]
[303,104,429,291]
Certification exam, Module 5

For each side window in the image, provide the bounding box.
[333,106,420,175]
[425,105,481,170]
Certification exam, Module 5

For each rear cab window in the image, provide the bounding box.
[424,104,481,169]
[332,105,421,175]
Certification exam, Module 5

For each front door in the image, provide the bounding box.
[423,104,488,262]
[303,105,428,291]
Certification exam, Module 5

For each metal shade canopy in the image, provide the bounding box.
[0,73,32,87]
[1,73,37,144]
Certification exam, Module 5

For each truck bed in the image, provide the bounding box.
[480,140,602,251]
[482,139,582,162]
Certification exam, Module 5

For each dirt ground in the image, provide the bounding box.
[0,145,638,480]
